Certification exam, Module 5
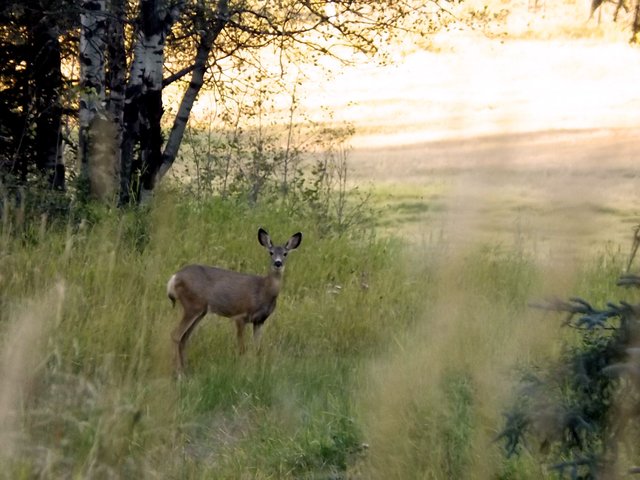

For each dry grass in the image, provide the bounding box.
[352,237,568,478]
[354,127,640,264]
[0,283,65,461]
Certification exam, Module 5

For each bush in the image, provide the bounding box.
[499,271,640,478]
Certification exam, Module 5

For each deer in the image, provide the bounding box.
[166,228,302,374]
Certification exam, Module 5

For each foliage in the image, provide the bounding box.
[499,279,640,478]
[5,179,628,478]
[0,0,76,191]
[176,89,372,236]
[0,0,455,204]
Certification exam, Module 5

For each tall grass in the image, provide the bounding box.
[0,188,629,478]
[0,189,419,478]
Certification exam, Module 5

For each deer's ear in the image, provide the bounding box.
[258,228,272,248]
[286,232,302,250]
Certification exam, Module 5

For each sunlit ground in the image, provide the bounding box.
[298,1,640,148]
[312,35,640,148]
[289,1,640,261]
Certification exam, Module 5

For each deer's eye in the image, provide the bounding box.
[284,252,288,257]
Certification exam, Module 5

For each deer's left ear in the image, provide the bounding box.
[286,232,302,250]
[258,228,272,248]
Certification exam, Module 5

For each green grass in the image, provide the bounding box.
[0,187,636,478]
[0,190,419,478]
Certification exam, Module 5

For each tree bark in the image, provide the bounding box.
[119,0,183,204]
[119,84,139,205]
[632,0,640,42]
[106,0,127,195]
[79,0,109,199]
[156,38,212,180]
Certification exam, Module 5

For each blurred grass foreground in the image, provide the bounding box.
[1,178,637,479]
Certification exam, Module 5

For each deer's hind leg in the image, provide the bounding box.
[252,322,265,353]
[172,307,207,374]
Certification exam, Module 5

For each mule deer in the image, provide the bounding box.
[167,228,302,373]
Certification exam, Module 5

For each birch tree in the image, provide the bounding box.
[79,0,111,199]
[3,0,453,204]
[158,0,229,180]
[119,0,184,204]
[155,0,429,184]
[118,0,449,204]
[106,0,127,199]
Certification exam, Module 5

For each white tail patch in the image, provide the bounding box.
[166,274,177,306]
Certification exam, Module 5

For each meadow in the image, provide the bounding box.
[3,1,640,477]
[1,153,639,479]
[0,189,424,478]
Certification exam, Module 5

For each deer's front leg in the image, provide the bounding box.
[234,316,248,355]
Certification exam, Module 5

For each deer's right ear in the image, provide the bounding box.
[258,228,272,248]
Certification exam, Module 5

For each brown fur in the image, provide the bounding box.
[167,228,302,374]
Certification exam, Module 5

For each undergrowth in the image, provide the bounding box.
[0,190,422,478]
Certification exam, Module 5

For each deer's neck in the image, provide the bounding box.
[264,270,283,298]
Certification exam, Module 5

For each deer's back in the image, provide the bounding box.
[174,264,268,317]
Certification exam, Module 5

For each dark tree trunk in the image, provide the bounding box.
[632,0,640,42]
[106,0,127,195]
[10,44,34,183]
[158,37,213,180]
[119,91,139,205]
[32,19,65,190]
[119,0,183,204]
[119,86,140,205]
[138,88,164,199]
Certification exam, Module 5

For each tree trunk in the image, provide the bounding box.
[632,0,640,42]
[119,85,140,205]
[32,19,65,190]
[106,0,127,196]
[158,0,229,180]
[157,36,213,180]
[138,87,163,203]
[79,0,111,200]
[119,0,183,204]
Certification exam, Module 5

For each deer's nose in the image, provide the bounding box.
[274,260,283,268]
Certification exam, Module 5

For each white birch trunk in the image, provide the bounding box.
[79,0,106,160]
[137,26,164,204]
[120,0,183,204]
[79,0,113,199]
